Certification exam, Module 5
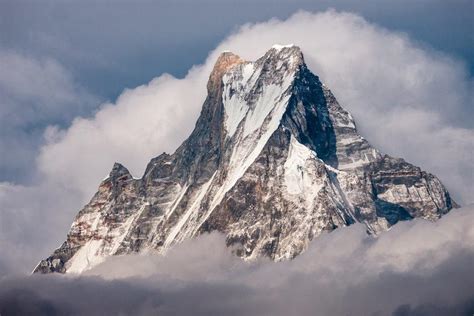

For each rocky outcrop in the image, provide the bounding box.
[34,45,456,274]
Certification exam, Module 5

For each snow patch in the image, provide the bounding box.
[163,172,217,248]
[164,184,189,219]
[67,239,105,274]
[242,81,291,138]
[272,44,295,50]
[208,74,294,216]
[222,63,259,138]
[284,136,317,195]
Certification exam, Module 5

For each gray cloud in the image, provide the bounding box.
[0,182,84,275]
[1,205,473,315]
[0,51,98,182]
[1,1,472,95]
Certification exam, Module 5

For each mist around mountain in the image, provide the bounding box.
[2,205,474,315]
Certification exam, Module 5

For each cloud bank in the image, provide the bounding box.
[37,10,474,202]
[1,205,473,315]
[0,10,472,284]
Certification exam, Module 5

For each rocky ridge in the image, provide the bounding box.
[34,45,456,274]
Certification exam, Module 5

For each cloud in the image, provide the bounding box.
[37,71,208,200]
[0,61,207,276]
[0,51,98,182]
[0,10,472,279]
[36,10,474,203]
[2,1,473,96]
[0,181,84,275]
[0,51,99,275]
[1,205,473,315]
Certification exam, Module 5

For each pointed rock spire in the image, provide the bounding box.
[107,162,132,182]
[207,51,245,92]
[262,44,305,72]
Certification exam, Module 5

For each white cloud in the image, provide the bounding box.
[0,10,473,278]
[1,205,473,315]
[37,71,209,200]
[86,204,474,284]
[36,10,473,204]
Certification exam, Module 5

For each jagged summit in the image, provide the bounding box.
[109,162,131,177]
[208,51,245,91]
[272,43,295,48]
[34,46,455,274]
[269,43,303,59]
[209,45,304,90]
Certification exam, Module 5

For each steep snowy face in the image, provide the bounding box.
[34,45,456,274]
[221,45,302,138]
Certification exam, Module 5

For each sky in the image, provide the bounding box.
[0,1,473,314]
[0,0,472,183]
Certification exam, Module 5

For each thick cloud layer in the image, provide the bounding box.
[1,205,473,315]
[0,10,472,281]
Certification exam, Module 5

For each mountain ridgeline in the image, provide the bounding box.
[34,45,456,274]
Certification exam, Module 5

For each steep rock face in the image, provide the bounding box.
[34,45,456,273]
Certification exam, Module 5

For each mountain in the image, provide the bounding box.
[34,45,456,274]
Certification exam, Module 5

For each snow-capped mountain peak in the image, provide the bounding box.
[34,46,456,274]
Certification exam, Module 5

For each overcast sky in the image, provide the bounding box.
[0,0,472,183]
[1,0,473,100]
[0,1,473,314]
